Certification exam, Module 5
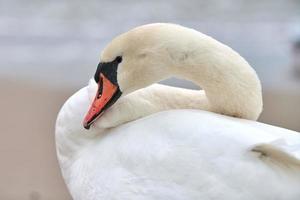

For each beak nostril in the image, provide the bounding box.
[96,76,104,99]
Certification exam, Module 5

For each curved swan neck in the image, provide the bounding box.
[107,24,262,120]
[160,27,263,120]
[174,42,263,120]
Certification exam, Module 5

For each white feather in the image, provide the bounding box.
[55,24,300,200]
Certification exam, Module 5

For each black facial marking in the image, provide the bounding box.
[94,56,122,85]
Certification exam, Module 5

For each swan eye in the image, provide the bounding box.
[115,56,122,63]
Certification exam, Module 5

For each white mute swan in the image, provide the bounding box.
[55,23,300,200]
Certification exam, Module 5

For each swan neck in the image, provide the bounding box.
[172,46,262,120]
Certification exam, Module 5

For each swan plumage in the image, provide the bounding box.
[55,23,300,200]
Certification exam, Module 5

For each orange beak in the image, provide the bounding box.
[83,73,122,129]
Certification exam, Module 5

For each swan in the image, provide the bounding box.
[55,23,300,200]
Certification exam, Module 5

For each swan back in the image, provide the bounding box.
[63,109,300,200]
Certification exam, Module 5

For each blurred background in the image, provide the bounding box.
[1,0,300,199]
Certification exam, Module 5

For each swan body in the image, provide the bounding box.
[56,84,300,200]
[55,24,300,200]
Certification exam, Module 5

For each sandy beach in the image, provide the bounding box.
[0,79,73,199]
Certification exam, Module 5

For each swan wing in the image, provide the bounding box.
[66,110,300,200]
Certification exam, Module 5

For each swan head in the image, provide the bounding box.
[83,23,178,129]
[83,23,263,129]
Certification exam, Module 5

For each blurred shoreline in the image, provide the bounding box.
[0,78,72,199]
